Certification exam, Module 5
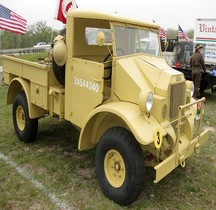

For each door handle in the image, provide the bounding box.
[93,77,102,83]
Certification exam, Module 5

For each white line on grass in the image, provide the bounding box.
[0,152,76,210]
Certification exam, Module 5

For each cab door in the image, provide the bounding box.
[65,58,104,127]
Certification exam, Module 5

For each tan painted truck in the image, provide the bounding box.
[2,9,209,205]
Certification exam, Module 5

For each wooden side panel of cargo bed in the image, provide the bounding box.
[2,55,50,86]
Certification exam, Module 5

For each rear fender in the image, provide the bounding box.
[78,102,167,150]
[7,78,46,119]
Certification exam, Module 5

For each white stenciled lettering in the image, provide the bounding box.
[74,77,99,93]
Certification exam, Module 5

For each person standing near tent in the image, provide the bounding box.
[190,44,206,100]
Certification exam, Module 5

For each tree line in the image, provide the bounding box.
[166,28,194,40]
[0,21,194,49]
[0,21,59,49]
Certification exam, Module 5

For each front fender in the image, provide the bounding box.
[7,78,46,119]
[79,102,167,150]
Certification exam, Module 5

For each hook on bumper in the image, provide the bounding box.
[154,129,209,183]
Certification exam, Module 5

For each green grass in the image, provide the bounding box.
[0,51,48,66]
[19,51,48,62]
[0,84,216,209]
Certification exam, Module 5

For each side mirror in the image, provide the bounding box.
[96,31,106,46]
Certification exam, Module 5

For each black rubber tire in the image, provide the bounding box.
[200,78,208,94]
[52,58,65,86]
[95,127,145,206]
[13,91,38,143]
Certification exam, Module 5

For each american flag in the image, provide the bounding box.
[0,4,27,35]
[178,25,190,42]
[159,27,167,40]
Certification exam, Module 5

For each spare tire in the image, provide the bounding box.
[52,36,67,86]
[53,58,65,86]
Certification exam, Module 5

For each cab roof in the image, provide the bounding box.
[67,9,159,29]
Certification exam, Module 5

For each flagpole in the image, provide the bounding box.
[51,0,60,44]
[0,30,2,50]
[51,20,55,43]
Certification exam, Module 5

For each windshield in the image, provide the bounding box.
[114,26,160,57]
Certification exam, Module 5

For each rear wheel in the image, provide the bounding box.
[13,91,38,143]
[95,127,145,205]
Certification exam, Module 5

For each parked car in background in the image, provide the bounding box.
[33,42,51,50]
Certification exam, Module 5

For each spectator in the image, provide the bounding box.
[190,44,206,99]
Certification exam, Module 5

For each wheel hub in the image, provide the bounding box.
[16,105,25,131]
[104,149,126,188]
[113,161,121,173]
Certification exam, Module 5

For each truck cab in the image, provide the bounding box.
[2,9,209,206]
[61,11,161,128]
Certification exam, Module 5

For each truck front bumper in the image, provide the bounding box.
[154,129,209,183]
[154,97,210,183]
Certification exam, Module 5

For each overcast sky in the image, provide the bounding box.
[1,0,216,31]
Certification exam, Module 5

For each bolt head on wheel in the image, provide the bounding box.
[104,149,126,188]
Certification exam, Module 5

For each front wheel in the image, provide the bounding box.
[95,127,145,205]
[13,91,38,143]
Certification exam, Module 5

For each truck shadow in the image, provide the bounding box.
[36,117,80,150]
[35,116,96,178]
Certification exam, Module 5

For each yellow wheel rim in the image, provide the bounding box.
[104,149,126,188]
[16,105,25,131]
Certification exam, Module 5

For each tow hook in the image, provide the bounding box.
[179,155,186,168]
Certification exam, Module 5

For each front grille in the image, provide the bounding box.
[171,118,185,135]
[169,82,185,120]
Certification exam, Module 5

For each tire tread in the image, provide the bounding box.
[13,91,38,143]
[95,126,145,205]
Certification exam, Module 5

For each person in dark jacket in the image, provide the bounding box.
[190,44,206,99]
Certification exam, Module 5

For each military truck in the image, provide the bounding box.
[162,39,216,93]
[2,9,209,205]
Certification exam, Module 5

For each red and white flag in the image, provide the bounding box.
[55,0,78,24]
[159,27,166,40]
[153,21,166,40]
[0,4,27,35]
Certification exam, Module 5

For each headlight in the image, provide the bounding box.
[146,92,154,112]
[139,90,154,113]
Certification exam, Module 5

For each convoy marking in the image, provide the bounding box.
[0,152,76,210]
[74,77,99,92]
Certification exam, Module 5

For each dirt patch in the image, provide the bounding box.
[77,168,95,180]
[203,125,215,132]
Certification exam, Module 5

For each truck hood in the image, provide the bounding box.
[134,55,184,91]
[114,54,185,103]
